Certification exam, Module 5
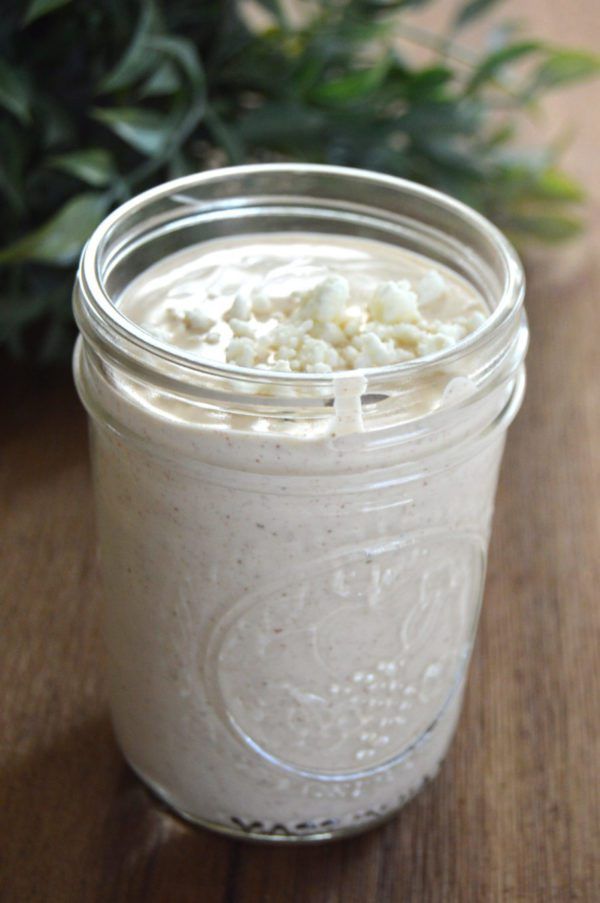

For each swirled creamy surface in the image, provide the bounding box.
[119,233,488,372]
[90,233,506,840]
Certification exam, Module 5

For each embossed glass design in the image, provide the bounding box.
[73,165,528,842]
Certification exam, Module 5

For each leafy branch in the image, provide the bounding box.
[0,0,597,363]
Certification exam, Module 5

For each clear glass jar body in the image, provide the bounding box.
[73,165,527,842]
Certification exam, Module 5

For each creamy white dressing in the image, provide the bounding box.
[90,233,504,839]
[119,233,488,373]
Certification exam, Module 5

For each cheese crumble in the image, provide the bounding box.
[122,235,489,373]
[196,271,483,372]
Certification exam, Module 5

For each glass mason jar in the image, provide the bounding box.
[73,164,527,843]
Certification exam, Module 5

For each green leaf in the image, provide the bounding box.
[145,35,206,96]
[465,42,541,94]
[483,122,515,149]
[399,100,480,137]
[24,0,72,25]
[417,138,487,179]
[0,122,25,214]
[530,49,600,91]
[167,151,195,179]
[92,107,171,156]
[311,57,391,104]
[0,193,110,266]
[455,0,503,28]
[98,1,161,93]
[47,149,115,187]
[0,162,24,215]
[140,61,181,98]
[36,96,74,148]
[0,60,30,123]
[508,212,583,242]
[529,168,584,203]
[205,106,245,164]
[238,103,327,146]
[404,65,453,100]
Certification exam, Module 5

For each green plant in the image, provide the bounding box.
[0,0,598,363]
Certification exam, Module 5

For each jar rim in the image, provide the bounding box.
[76,163,525,393]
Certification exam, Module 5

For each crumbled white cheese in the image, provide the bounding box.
[164,306,186,327]
[417,332,454,357]
[443,322,467,341]
[184,309,216,333]
[154,263,487,372]
[318,321,346,346]
[226,336,256,367]
[251,289,272,317]
[369,281,420,324]
[297,336,340,372]
[308,275,350,323]
[418,270,446,306]
[391,323,422,345]
[225,291,252,321]
[164,305,215,333]
[229,318,255,338]
[355,332,394,367]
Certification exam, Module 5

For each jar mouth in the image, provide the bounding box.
[77,163,525,395]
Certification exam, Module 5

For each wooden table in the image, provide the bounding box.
[2,4,599,900]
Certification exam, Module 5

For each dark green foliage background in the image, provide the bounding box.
[0,0,597,363]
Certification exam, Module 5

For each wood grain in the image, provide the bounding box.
[1,3,599,900]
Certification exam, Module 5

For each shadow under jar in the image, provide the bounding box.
[73,164,528,842]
